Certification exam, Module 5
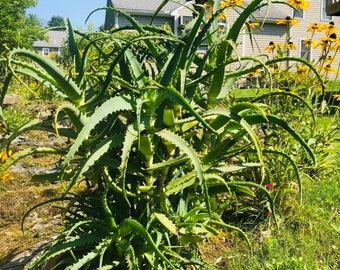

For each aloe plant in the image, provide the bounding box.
[0,1,324,269]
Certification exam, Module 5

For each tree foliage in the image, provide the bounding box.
[47,15,65,28]
[0,0,46,53]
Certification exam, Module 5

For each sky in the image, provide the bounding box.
[27,0,108,30]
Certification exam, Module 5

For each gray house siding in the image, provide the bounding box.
[113,14,174,30]
[104,0,194,35]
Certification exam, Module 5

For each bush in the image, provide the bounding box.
[0,1,325,269]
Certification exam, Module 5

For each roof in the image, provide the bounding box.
[243,2,287,22]
[33,31,67,48]
[108,0,190,15]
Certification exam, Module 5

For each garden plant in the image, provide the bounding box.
[0,0,337,269]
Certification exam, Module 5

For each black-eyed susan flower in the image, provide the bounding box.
[321,64,337,73]
[320,34,337,43]
[246,69,261,78]
[264,41,277,53]
[1,170,14,182]
[276,16,299,26]
[225,0,243,6]
[271,69,281,75]
[325,56,337,63]
[296,65,309,76]
[288,0,310,11]
[303,38,318,48]
[0,149,12,163]
[307,23,325,33]
[325,21,337,36]
[285,41,297,50]
[333,94,340,101]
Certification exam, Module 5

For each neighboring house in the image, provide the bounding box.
[33,30,67,57]
[105,1,335,61]
[104,0,194,35]
[225,0,335,62]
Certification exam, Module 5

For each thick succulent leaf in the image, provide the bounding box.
[118,218,176,270]
[119,122,140,205]
[28,232,105,270]
[9,49,83,105]
[165,171,196,196]
[244,114,316,166]
[64,134,124,194]
[153,212,178,236]
[66,236,113,270]
[60,95,135,179]
[156,129,211,215]
[54,103,87,135]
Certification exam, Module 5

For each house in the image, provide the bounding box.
[33,30,67,57]
[104,0,194,35]
[104,1,338,79]
[225,0,334,61]
[105,1,335,58]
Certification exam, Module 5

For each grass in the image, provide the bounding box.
[200,114,340,269]
[0,94,339,269]
[201,169,340,269]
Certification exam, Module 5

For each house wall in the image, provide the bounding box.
[225,1,339,80]
[116,14,175,30]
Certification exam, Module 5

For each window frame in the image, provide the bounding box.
[42,48,50,56]
[293,7,304,19]
[299,39,312,61]
[321,0,332,21]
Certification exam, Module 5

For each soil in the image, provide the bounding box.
[0,100,70,269]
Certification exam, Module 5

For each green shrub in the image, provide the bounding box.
[0,1,324,269]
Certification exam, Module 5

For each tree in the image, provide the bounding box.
[47,15,65,28]
[0,0,46,53]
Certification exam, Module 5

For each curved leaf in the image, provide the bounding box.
[156,129,211,215]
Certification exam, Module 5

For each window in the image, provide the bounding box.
[321,0,332,21]
[293,8,304,19]
[42,48,50,56]
[300,40,311,61]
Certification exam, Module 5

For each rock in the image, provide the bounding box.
[2,94,22,107]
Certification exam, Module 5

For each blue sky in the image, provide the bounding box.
[27,0,107,30]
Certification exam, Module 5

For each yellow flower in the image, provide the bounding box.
[272,69,281,75]
[287,0,310,11]
[225,0,243,5]
[320,34,337,43]
[276,16,299,26]
[285,42,297,50]
[0,149,13,163]
[296,65,309,76]
[325,22,337,36]
[242,21,260,30]
[303,38,318,48]
[321,64,337,73]
[246,69,261,78]
[218,12,227,21]
[264,41,278,53]
[325,56,337,63]
[307,23,325,32]
[1,170,14,182]
[333,94,340,101]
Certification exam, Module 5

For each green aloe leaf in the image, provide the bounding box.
[244,114,316,166]
[9,49,83,105]
[60,95,135,179]
[156,129,211,215]
[118,218,176,270]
